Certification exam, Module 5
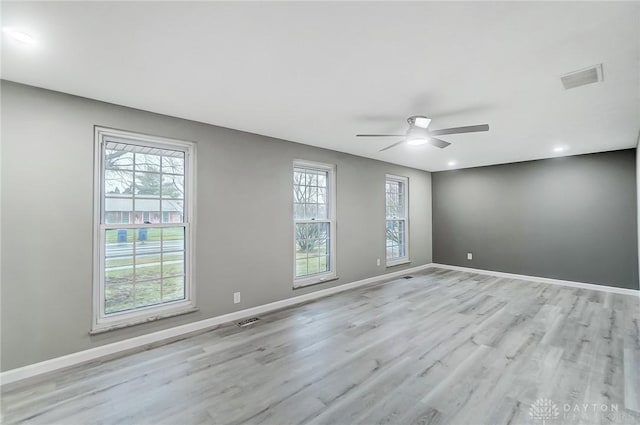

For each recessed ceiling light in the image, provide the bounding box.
[553,146,568,153]
[448,161,457,167]
[3,27,36,44]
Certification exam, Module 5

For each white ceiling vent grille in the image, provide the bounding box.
[560,64,603,90]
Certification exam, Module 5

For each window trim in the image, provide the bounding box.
[385,174,410,267]
[92,126,197,333]
[292,159,337,288]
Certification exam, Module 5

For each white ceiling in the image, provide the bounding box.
[2,1,639,171]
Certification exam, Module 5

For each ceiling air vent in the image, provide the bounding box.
[560,64,603,90]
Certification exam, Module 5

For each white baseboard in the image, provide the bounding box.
[0,264,430,386]
[430,263,640,297]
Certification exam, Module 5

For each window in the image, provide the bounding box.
[385,175,409,266]
[293,160,336,286]
[93,127,195,332]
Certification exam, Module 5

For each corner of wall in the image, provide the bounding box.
[429,170,434,264]
[636,132,640,289]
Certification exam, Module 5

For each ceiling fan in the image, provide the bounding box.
[356,116,489,151]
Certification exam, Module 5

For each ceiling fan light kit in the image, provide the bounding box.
[356,115,489,152]
[407,138,429,146]
[406,126,430,146]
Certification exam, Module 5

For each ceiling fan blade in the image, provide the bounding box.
[429,137,451,149]
[379,141,405,152]
[428,124,489,136]
[357,134,405,137]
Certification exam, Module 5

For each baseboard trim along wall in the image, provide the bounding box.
[0,264,430,386]
[430,263,640,296]
[3,262,639,386]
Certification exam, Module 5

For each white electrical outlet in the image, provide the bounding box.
[233,292,241,304]
[376,258,381,266]
[467,253,473,260]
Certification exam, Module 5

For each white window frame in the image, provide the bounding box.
[385,174,410,267]
[92,127,197,333]
[293,160,337,288]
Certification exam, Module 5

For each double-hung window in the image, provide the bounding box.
[385,175,409,266]
[293,160,336,287]
[93,127,195,332]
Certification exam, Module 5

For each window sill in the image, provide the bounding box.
[293,276,339,289]
[90,305,199,335]
[386,259,411,268]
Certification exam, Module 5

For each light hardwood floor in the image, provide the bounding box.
[2,269,640,425]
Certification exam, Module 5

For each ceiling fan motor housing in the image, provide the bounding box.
[408,116,432,129]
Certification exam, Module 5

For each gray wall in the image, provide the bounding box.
[433,150,638,290]
[637,139,640,285]
[0,81,432,371]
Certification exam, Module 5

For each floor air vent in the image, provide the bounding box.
[403,276,414,279]
[237,317,260,327]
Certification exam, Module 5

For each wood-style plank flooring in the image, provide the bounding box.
[2,269,640,424]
